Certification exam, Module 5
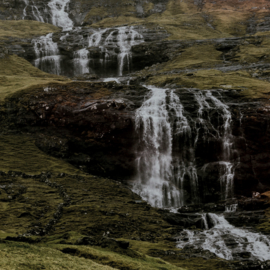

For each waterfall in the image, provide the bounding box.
[88,26,144,76]
[48,0,73,30]
[133,86,200,208]
[22,0,44,22]
[199,90,237,199]
[176,213,270,261]
[32,33,61,75]
[133,87,238,208]
[88,29,107,47]
[133,86,178,208]
[169,90,199,205]
[73,48,90,75]
[31,26,144,77]
[116,27,143,76]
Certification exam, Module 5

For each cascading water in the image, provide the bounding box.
[48,0,73,30]
[73,49,90,76]
[133,86,200,208]
[133,87,239,208]
[32,26,144,77]
[133,86,179,208]
[176,213,270,261]
[206,91,236,199]
[198,90,238,200]
[88,26,144,76]
[22,0,44,22]
[32,33,61,75]
[30,0,74,74]
[168,90,199,205]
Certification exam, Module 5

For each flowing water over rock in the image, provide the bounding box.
[48,0,73,30]
[32,33,61,75]
[22,0,44,22]
[176,213,270,261]
[82,26,144,77]
[31,26,144,77]
[73,48,90,76]
[133,86,237,208]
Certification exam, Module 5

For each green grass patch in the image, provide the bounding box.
[146,69,270,99]
[0,55,68,101]
[0,20,59,39]
[0,242,113,270]
[0,135,82,174]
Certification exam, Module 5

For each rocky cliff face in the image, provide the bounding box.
[2,79,270,202]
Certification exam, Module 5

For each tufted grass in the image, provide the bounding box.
[0,20,59,39]
[0,55,68,101]
[0,242,114,270]
[0,135,82,175]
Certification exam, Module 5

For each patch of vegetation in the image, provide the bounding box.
[0,242,113,270]
[0,55,67,101]
[257,208,270,233]
[0,20,59,39]
[161,44,223,71]
[55,244,181,270]
[145,69,270,99]
[0,135,82,174]
[89,0,260,40]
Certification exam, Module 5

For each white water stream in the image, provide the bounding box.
[32,33,61,75]
[133,86,179,208]
[87,27,144,76]
[133,87,236,208]
[177,213,270,261]
[73,48,90,75]
[48,0,73,30]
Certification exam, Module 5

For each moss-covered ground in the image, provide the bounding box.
[0,55,68,101]
[0,134,233,270]
[1,0,270,269]
[0,20,59,39]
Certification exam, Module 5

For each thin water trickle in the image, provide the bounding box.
[22,0,44,22]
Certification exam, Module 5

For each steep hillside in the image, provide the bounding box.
[1,0,270,269]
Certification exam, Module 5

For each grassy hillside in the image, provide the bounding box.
[0,55,68,101]
[0,20,59,39]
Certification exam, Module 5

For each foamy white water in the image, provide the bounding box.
[177,213,270,261]
[103,78,120,83]
[133,86,180,208]
[48,0,73,30]
[32,33,61,75]
[73,48,90,75]
[88,26,144,76]
[225,204,238,212]
[133,86,202,208]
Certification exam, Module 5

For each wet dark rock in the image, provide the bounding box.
[163,212,207,229]
[100,237,129,249]
[238,197,269,211]
[1,82,149,179]
[76,236,97,246]
[224,210,266,228]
